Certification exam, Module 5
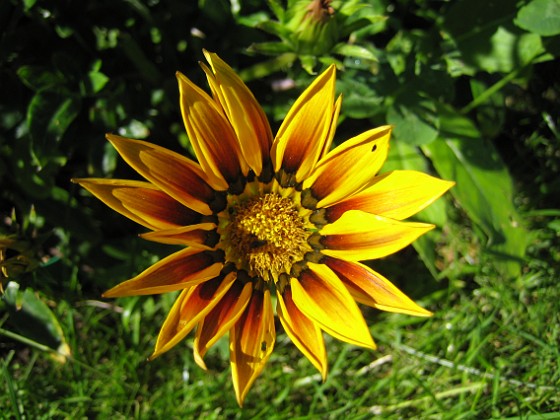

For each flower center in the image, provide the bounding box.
[222,192,312,282]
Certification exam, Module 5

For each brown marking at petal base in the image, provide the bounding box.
[309,208,328,227]
[204,229,220,248]
[209,192,228,213]
[304,251,324,264]
[276,273,290,293]
[228,177,246,195]
[276,169,299,188]
[290,261,308,279]
[258,161,274,183]
[300,188,319,210]
[307,233,324,250]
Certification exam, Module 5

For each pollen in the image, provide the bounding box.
[221,193,312,282]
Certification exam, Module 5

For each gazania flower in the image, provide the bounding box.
[73,51,453,406]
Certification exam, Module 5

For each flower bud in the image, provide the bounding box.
[287,0,339,55]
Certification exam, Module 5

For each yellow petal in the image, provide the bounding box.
[139,223,217,248]
[320,210,434,261]
[102,248,223,297]
[230,289,275,406]
[176,71,245,189]
[303,126,391,208]
[325,257,432,316]
[320,94,342,158]
[202,51,273,177]
[72,178,202,230]
[270,65,336,182]
[277,289,327,379]
[193,280,253,370]
[290,262,375,349]
[149,273,236,359]
[325,170,455,222]
[106,134,217,215]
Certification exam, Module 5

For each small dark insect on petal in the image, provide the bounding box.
[261,341,267,352]
[371,144,377,152]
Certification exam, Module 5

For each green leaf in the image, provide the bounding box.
[387,94,439,146]
[2,282,71,362]
[119,33,162,84]
[337,75,384,119]
[422,105,530,277]
[27,91,81,167]
[22,0,37,10]
[84,60,109,95]
[235,11,270,27]
[247,41,292,55]
[16,65,65,92]
[515,0,560,36]
[256,20,292,39]
[332,43,378,61]
[469,79,505,138]
[267,0,286,21]
[443,0,545,73]
[478,27,543,73]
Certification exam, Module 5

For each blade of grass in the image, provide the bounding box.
[2,350,23,420]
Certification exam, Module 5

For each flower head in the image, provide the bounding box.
[73,51,453,405]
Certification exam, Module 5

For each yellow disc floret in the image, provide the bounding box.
[220,190,313,282]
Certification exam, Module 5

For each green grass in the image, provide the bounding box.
[2,252,558,418]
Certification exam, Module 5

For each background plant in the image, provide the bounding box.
[1,0,558,417]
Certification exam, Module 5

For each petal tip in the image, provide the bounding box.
[417,307,433,317]
[105,132,117,141]
[105,133,127,147]
[176,71,189,84]
[101,290,114,298]
[365,335,377,350]
[102,285,126,298]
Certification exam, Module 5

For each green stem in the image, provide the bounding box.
[460,68,522,114]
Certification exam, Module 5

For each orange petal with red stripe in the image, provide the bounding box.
[277,288,327,379]
[149,273,237,359]
[290,263,375,349]
[139,223,217,248]
[270,65,336,182]
[102,248,223,297]
[304,126,391,208]
[177,71,245,189]
[320,210,434,261]
[202,51,273,177]
[106,134,218,215]
[230,289,275,406]
[325,170,455,222]
[325,257,432,316]
[73,178,202,230]
[193,280,253,370]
